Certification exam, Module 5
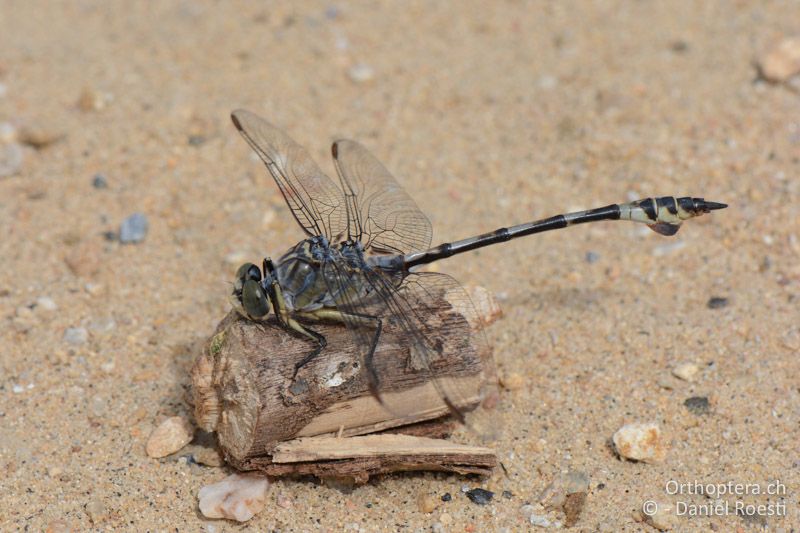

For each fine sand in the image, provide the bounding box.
[1,1,798,531]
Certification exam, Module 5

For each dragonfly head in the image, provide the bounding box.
[232,262,271,320]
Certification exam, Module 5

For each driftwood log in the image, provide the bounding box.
[191,286,500,480]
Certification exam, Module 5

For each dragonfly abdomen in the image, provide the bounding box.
[403,196,726,269]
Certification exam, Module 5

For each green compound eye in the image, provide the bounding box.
[235,262,262,286]
[242,279,270,319]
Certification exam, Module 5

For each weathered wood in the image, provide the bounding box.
[191,287,499,477]
[234,434,497,482]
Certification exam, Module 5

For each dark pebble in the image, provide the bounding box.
[119,213,149,244]
[670,40,689,53]
[502,490,513,499]
[92,174,108,189]
[707,297,729,309]
[188,135,206,146]
[684,396,710,415]
[465,488,494,505]
[597,483,605,490]
[585,251,600,263]
[441,493,451,502]
[365,502,372,508]
[103,230,117,242]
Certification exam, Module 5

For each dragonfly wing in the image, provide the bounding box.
[332,139,432,254]
[231,109,347,240]
[322,259,500,441]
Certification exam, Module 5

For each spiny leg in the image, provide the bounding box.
[298,308,384,402]
[288,320,327,378]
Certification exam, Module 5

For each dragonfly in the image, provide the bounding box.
[228,109,726,437]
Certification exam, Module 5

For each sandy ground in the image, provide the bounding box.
[1,1,799,531]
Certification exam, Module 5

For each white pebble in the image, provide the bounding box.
[146,416,194,458]
[759,37,800,82]
[63,327,89,346]
[198,473,270,522]
[671,362,699,382]
[36,296,57,311]
[612,422,666,463]
[348,63,374,83]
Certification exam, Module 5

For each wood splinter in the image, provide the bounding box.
[191,286,501,481]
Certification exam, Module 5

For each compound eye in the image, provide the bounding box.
[246,263,262,282]
[241,279,270,319]
[235,262,262,282]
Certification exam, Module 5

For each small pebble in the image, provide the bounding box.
[612,422,666,463]
[348,63,374,83]
[198,473,270,522]
[539,470,589,509]
[502,490,513,499]
[36,296,57,311]
[706,296,728,309]
[441,492,452,502]
[77,87,107,111]
[146,416,194,458]
[417,492,438,513]
[670,40,689,53]
[562,492,587,527]
[18,121,64,148]
[758,37,800,82]
[683,396,710,416]
[500,372,525,391]
[85,283,104,296]
[520,504,555,527]
[0,142,23,177]
[585,251,600,263]
[92,174,108,189]
[119,212,149,244]
[84,498,107,524]
[465,488,494,505]
[193,446,224,467]
[276,493,294,509]
[671,362,699,382]
[63,327,89,346]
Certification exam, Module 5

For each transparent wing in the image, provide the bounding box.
[332,140,433,254]
[231,109,347,240]
[322,258,500,441]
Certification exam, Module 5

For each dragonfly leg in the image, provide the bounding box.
[298,308,384,402]
[286,318,327,378]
